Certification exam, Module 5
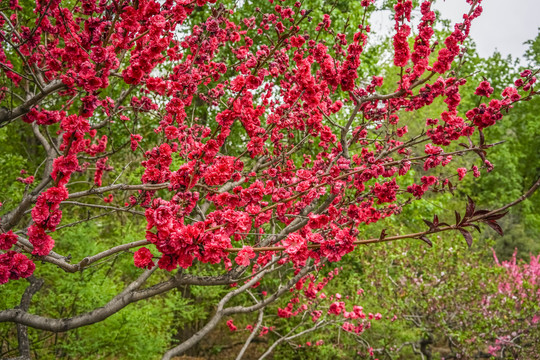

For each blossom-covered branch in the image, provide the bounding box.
[0,0,538,357]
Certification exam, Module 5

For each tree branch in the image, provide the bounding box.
[0,267,156,332]
[162,261,314,359]
[16,276,44,359]
[161,265,272,360]
[0,80,65,128]
[235,308,264,360]
[258,320,329,360]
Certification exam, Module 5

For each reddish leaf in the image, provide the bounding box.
[465,196,476,219]
[448,181,454,195]
[459,228,473,248]
[465,223,482,233]
[419,236,433,247]
[378,229,387,242]
[423,219,435,230]
[486,211,509,221]
[474,149,487,162]
[485,220,504,236]
[455,210,462,226]
[472,209,490,217]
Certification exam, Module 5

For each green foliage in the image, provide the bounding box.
[453,33,540,259]
[524,27,540,66]
[267,233,539,359]
[0,222,173,359]
[1,2,538,359]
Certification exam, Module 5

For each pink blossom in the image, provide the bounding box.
[235,246,256,266]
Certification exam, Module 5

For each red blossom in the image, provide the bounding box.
[27,225,54,256]
[133,247,155,269]
[130,134,143,152]
[0,252,35,284]
[283,234,306,256]
[0,231,18,250]
[0,0,525,304]
[226,319,237,331]
[475,81,494,97]
[235,246,256,266]
[457,167,467,181]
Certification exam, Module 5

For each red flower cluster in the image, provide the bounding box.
[475,81,494,97]
[134,247,155,269]
[0,0,532,288]
[275,267,384,341]
[0,251,35,285]
[0,230,18,250]
[226,319,237,332]
[392,0,412,68]
[235,246,256,266]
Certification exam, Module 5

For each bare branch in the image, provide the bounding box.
[0,267,156,332]
[16,276,44,359]
[0,80,65,128]
[258,320,329,360]
[162,261,314,359]
[235,308,264,360]
[161,265,272,360]
[60,201,145,216]
[67,182,171,199]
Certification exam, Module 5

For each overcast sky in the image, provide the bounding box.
[370,0,540,59]
[432,0,540,59]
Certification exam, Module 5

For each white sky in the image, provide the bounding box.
[369,0,540,59]
[432,0,540,59]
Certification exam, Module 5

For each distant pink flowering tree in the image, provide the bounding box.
[485,251,540,358]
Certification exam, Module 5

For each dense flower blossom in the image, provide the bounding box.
[27,225,54,256]
[0,251,35,284]
[328,301,345,315]
[457,167,467,181]
[204,156,238,186]
[0,0,530,297]
[475,81,494,97]
[372,179,399,204]
[133,247,155,269]
[235,246,256,266]
[283,234,307,256]
[0,231,18,250]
